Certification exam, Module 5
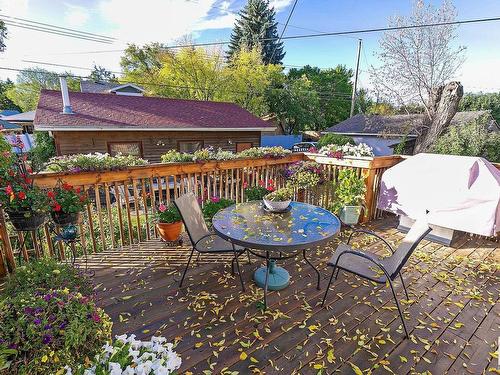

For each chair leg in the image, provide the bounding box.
[399,273,409,300]
[303,249,321,290]
[335,268,340,280]
[246,250,251,264]
[388,278,409,338]
[179,248,195,287]
[233,252,245,292]
[321,266,337,307]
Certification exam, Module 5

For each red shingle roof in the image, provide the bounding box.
[34,90,274,131]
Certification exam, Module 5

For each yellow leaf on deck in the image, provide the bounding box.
[250,357,259,363]
[240,352,248,361]
[350,362,363,375]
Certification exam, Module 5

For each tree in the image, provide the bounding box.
[227,0,284,65]
[0,79,21,111]
[224,48,282,115]
[267,75,323,134]
[6,68,80,111]
[370,0,466,153]
[120,43,165,94]
[28,131,56,171]
[366,102,396,115]
[433,114,500,162]
[459,92,500,124]
[0,19,7,52]
[287,65,353,125]
[88,65,117,82]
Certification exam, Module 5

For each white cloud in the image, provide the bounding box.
[269,0,295,12]
[64,3,90,27]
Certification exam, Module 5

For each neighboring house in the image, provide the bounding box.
[323,111,499,156]
[1,110,36,134]
[34,88,275,163]
[80,80,145,96]
[0,110,20,117]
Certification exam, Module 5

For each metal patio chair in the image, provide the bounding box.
[322,219,432,338]
[174,193,248,291]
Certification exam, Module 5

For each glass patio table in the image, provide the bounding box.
[212,201,340,308]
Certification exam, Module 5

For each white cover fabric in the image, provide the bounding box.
[378,153,500,237]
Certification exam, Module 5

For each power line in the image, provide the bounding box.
[35,15,500,55]
[0,14,117,41]
[269,0,298,62]
[1,19,115,44]
[0,65,354,99]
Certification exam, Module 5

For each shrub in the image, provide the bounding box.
[432,116,500,162]
[0,136,11,153]
[202,197,234,223]
[46,153,148,173]
[331,169,366,214]
[238,146,291,159]
[69,334,181,375]
[319,143,374,158]
[3,258,94,297]
[160,150,194,163]
[244,180,275,201]
[0,289,112,374]
[317,133,354,148]
[264,187,293,202]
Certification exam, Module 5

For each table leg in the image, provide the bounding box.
[303,249,321,290]
[264,253,269,309]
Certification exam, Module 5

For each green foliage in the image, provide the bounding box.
[0,135,11,152]
[317,133,354,148]
[6,68,80,111]
[227,0,284,65]
[0,258,111,374]
[28,131,56,171]
[331,169,366,214]
[366,102,396,115]
[0,289,111,374]
[48,182,88,214]
[161,150,195,163]
[202,198,235,223]
[459,92,500,123]
[0,19,6,52]
[238,146,291,159]
[432,115,500,162]
[3,257,94,299]
[283,161,325,189]
[0,79,21,112]
[244,179,274,201]
[88,64,117,82]
[287,65,353,126]
[46,153,148,172]
[156,203,181,224]
[120,43,164,94]
[264,187,293,202]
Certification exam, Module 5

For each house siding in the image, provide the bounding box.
[53,130,261,163]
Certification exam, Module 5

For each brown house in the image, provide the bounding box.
[34,88,275,163]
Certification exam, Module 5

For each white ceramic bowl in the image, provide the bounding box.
[263,198,291,212]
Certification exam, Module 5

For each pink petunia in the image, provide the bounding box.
[158,203,167,212]
[211,196,220,203]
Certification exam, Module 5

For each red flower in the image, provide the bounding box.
[17,191,26,200]
[5,185,12,194]
[243,181,248,189]
[62,183,73,191]
[54,203,62,212]
[258,180,264,187]
[75,187,81,194]
[47,191,55,199]
[79,195,86,202]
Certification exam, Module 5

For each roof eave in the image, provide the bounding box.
[34,125,276,132]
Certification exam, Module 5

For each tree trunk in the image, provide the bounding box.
[413,81,464,153]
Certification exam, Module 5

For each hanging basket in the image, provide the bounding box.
[6,211,46,231]
[51,211,81,226]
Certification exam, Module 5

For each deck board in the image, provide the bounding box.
[75,217,499,374]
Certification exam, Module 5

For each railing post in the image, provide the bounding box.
[0,209,15,274]
[362,167,377,223]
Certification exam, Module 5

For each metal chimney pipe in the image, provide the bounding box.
[59,76,73,114]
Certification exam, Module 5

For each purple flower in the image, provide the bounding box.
[8,343,18,349]
[24,307,34,315]
[33,318,41,325]
[42,335,52,344]
[43,294,52,302]
[59,321,68,330]
[44,324,52,330]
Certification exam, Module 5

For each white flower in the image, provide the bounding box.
[108,362,122,375]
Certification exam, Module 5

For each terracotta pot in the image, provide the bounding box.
[156,221,182,241]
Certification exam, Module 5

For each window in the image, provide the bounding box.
[236,142,253,153]
[178,141,203,153]
[107,142,143,157]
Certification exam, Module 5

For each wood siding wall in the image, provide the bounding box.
[54,131,262,163]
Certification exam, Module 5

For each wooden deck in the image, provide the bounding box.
[82,217,500,374]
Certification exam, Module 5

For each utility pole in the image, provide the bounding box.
[350,38,362,117]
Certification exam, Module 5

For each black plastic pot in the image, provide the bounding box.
[51,211,81,226]
[6,211,46,231]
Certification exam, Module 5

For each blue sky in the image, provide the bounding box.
[1,0,500,92]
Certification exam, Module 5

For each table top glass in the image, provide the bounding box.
[212,201,340,251]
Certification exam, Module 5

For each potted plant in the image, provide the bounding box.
[48,182,88,225]
[331,169,366,225]
[0,148,48,231]
[243,179,275,201]
[263,187,294,212]
[283,161,325,202]
[156,203,183,241]
[201,196,235,224]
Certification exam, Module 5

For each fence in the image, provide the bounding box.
[0,153,403,275]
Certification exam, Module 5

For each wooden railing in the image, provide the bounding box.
[0,153,403,275]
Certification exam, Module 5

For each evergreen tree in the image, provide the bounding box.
[227,0,285,65]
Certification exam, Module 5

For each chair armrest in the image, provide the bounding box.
[347,229,394,254]
[334,249,390,277]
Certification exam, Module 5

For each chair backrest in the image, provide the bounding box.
[174,193,210,245]
[387,218,432,279]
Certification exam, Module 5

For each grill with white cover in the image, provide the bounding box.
[378,153,500,240]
